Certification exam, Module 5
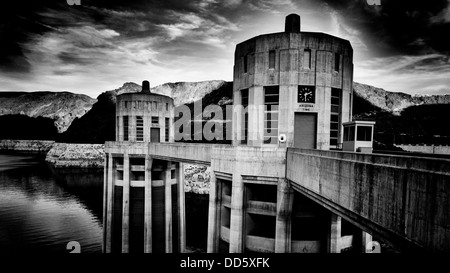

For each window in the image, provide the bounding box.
[152,101,157,111]
[330,88,341,147]
[269,50,276,69]
[334,53,340,72]
[264,86,279,144]
[357,126,372,141]
[136,116,144,141]
[241,89,249,144]
[344,126,356,141]
[243,55,248,73]
[166,103,169,111]
[304,49,311,69]
[123,116,129,141]
[152,116,159,125]
[124,101,129,109]
[165,117,170,142]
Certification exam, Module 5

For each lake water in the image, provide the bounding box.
[0,153,209,253]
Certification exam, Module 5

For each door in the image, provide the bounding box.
[294,113,317,149]
[150,128,160,142]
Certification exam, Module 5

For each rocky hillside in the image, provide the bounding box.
[353,83,450,146]
[116,80,228,106]
[151,80,228,106]
[0,91,96,133]
[353,82,450,114]
[58,91,116,144]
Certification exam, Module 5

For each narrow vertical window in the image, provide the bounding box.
[330,88,341,148]
[166,103,169,111]
[123,116,129,141]
[241,89,249,144]
[304,49,311,69]
[136,116,144,141]
[243,55,248,73]
[116,116,119,140]
[165,117,170,142]
[264,86,279,144]
[334,53,340,72]
[269,50,275,69]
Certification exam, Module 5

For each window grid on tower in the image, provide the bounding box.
[123,116,129,141]
[264,86,279,144]
[241,89,249,144]
[136,116,144,141]
[330,88,341,148]
[165,117,170,142]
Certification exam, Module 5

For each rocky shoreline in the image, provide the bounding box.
[0,139,210,194]
[0,139,55,154]
[45,143,105,168]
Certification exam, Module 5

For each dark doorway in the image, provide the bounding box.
[294,113,317,149]
[151,128,160,142]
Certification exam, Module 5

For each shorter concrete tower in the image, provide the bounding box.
[104,80,185,253]
[116,80,174,143]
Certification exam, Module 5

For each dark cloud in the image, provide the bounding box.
[1,0,449,95]
[0,1,58,72]
[302,0,450,57]
[58,51,95,65]
[398,55,450,73]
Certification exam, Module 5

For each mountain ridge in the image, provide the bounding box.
[353,82,450,114]
[0,91,96,133]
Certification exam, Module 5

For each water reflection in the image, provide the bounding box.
[0,153,210,253]
[0,154,103,253]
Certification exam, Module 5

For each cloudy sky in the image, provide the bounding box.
[1,0,449,98]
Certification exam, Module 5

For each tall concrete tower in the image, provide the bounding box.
[208,14,355,253]
[232,13,353,150]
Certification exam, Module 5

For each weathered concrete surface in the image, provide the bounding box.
[395,144,450,155]
[286,148,450,252]
[105,141,218,165]
[46,143,105,168]
[149,143,219,165]
[0,139,55,154]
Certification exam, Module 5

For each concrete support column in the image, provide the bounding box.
[207,171,221,253]
[275,178,294,253]
[102,154,108,253]
[229,172,244,253]
[105,153,114,253]
[361,231,373,253]
[176,162,186,253]
[164,161,173,253]
[121,153,130,253]
[327,213,341,253]
[144,156,153,253]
